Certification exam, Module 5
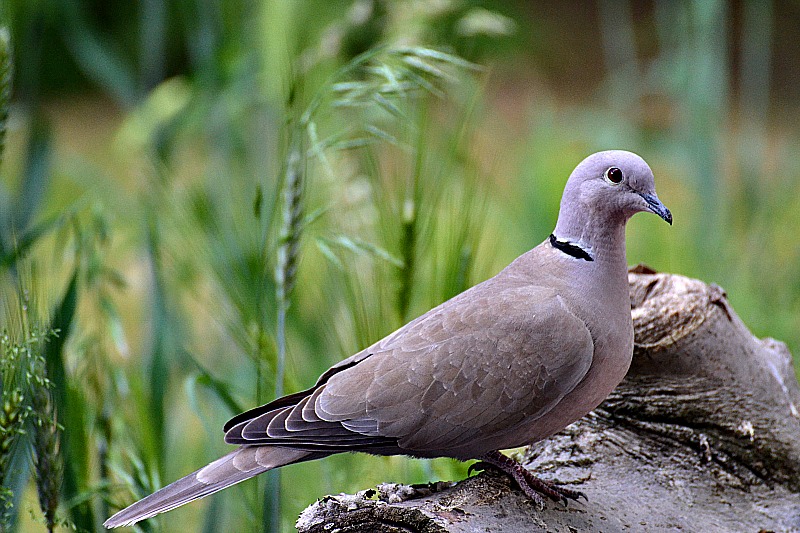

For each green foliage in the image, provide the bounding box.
[2,2,800,532]
[0,291,65,533]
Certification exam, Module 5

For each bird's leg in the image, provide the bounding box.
[471,450,587,506]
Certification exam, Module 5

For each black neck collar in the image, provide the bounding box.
[549,234,594,262]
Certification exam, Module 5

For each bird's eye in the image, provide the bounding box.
[605,167,623,184]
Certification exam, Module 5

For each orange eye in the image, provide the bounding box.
[605,167,623,184]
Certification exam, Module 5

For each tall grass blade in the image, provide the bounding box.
[139,0,167,91]
[319,235,404,269]
[201,492,222,533]
[188,359,245,417]
[15,119,52,232]
[0,336,28,532]
[0,214,65,271]
[42,271,95,531]
[0,117,59,270]
[58,5,138,106]
[143,216,171,476]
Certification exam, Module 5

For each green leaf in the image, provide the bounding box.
[100,294,129,356]
[401,54,451,81]
[315,238,343,270]
[399,67,443,98]
[18,119,52,225]
[44,270,97,530]
[254,185,264,219]
[401,47,481,70]
[365,124,401,146]
[331,81,368,93]
[371,93,405,119]
[59,7,138,106]
[0,213,67,270]
[326,137,377,151]
[320,235,404,268]
[374,62,401,91]
[187,362,244,417]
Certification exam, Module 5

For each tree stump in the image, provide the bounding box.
[296,268,800,532]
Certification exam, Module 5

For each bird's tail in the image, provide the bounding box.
[104,446,312,528]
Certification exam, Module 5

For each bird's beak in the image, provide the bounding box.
[639,193,672,225]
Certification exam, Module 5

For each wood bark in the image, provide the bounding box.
[296,268,800,532]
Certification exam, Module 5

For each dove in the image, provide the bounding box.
[105,150,672,528]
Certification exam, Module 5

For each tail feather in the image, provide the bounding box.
[104,446,311,529]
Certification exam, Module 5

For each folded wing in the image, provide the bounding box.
[225,282,594,459]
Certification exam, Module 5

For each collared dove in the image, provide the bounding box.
[105,150,672,528]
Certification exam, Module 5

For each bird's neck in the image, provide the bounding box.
[549,216,633,343]
[552,213,629,268]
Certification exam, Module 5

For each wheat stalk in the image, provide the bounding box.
[0,26,11,167]
[30,358,62,533]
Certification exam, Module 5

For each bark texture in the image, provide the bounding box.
[296,269,800,532]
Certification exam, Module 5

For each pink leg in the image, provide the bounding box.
[470,450,587,506]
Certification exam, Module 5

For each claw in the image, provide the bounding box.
[467,461,492,476]
[477,451,587,506]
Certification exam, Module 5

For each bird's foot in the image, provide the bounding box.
[471,450,587,506]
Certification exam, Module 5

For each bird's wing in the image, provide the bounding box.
[316,282,595,454]
[225,281,594,457]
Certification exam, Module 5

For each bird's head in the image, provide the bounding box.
[562,150,672,226]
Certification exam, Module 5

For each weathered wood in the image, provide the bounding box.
[296,269,800,532]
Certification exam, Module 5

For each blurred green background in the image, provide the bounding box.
[1,0,799,531]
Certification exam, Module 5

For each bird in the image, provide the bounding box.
[105,150,672,528]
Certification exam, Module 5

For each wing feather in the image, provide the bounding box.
[316,284,594,456]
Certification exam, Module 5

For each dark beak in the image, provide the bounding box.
[640,193,672,225]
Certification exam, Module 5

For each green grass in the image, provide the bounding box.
[2,2,800,532]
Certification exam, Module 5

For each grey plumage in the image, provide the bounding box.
[105,150,671,528]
